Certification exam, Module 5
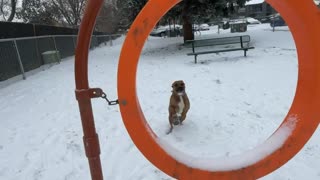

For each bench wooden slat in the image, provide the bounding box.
[185,35,250,44]
[185,35,251,48]
[192,40,249,48]
[187,47,254,56]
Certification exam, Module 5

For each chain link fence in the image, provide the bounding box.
[0,34,122,82]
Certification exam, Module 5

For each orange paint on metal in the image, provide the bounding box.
[75,0,320,179]
[74,0,104,180]
[117,0,320,179]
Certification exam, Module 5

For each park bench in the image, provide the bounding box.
[186,35,255,64]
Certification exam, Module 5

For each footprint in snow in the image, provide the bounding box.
[125,144,135,152]
[64,171,77,180]
[174,136,183,142]
[247,110,262,118]
[228,113,237,118]
[243,101,251,106]
[66,141,82,155]
[214,122,222,128]
[33,168,44,180]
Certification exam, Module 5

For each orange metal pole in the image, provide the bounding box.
[74,0,104,180]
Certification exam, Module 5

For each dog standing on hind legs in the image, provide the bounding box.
[167,80,190,134]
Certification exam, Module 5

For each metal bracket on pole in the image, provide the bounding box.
[75,88,104,100]
[75,88,119,106]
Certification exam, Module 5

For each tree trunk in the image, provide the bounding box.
[7,0,16,22]
[182,0,193,42]
[183,18,193,42]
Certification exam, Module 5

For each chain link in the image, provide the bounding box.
[100,92,119,106]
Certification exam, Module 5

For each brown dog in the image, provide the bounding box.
[167,80,190,134]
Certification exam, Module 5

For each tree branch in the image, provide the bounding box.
[1,0,7,21]
[7,0,16,22]
[52,0,73,25]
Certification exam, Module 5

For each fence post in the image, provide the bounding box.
[33,24,42,65]
[272,12,276,32]
[73,36,77,50]
[95,35,98,47]
[103,36,107,46]
[13,40,26,80]
[52,36,61,64]
[94,35,97,48]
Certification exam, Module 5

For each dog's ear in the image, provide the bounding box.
[171,81,176,88]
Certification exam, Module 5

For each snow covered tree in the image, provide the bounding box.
[19,0,44,23]
[116,0,147,30]
[0,0,17,22]
[18,0,59,25]
[19,0,86,27]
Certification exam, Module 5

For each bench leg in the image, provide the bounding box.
[194,55,198,64]
[244,50,247,57]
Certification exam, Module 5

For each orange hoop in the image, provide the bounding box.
[117,0,320,179]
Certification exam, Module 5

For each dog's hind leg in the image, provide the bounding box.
[166,126,173,134]
[167,118,174,134]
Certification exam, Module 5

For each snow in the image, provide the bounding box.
[158,114,297,171]
[245,0,264,6]
[229,19,246,24]
[246,17,261,24]
[1,23,320,180]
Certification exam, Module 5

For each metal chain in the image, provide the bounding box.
[100,92,119,106]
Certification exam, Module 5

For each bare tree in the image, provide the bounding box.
[19,0,62,25]
[0,0,17,22]
[95,0,121,33]
[18,0,87,26]
[50,0,86,27]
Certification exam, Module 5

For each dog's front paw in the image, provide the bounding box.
[173,115,181,126]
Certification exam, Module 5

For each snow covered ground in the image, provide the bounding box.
[0,24,319,180]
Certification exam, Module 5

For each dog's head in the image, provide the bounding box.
[172,80,186,95]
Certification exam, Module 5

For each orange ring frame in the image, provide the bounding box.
[75,0,320,179]
[117,0,320,179]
